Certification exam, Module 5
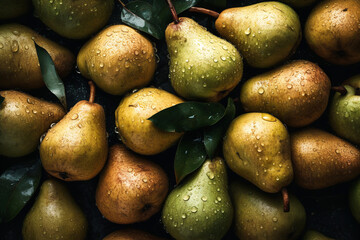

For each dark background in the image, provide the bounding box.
[1,0,360,239]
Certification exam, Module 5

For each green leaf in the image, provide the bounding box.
[34,42,67,110]
[174,131,207,183]
[0,95,4,105]
[121,0,200,39]
[148,101,225,132]
[200,0,227,9]
[204,98,236,158]
[0,158,42,223]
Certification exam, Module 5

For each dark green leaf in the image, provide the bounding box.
[121,0,200,39]
[0,95,4,105]
[149,101,225,132]
[0,158,42,223]
[174,131,207,183]
[34,42,67,110]
[200,0,227,9]
[204,98,235,158]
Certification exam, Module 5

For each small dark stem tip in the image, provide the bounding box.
[189,7,220,18]
[88,81,96,103]
[166,0,180,23]
[282,188,290,212]
[332,86,348,95]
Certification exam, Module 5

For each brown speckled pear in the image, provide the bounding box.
[291,128,360,189]
[77,25,156,95]
[305,0,360,65]
[22,179,88,240]
[115,87,183,155]
[223,113,293,193]
[240,60,331,127]
[215,1,301,68]
[103,229,167,240]
[40,82,107,181]
[0,24,74,90]
[96,144,169,224]
[0,90,65,158]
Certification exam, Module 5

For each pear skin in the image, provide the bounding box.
[40,83,108,181]
[77,25,156,95]
[291,128,360,189]
[215,1,301,68]
[230,180,306,240]
[22,179,88,240]
[223,112,293,193]
[0,24,74,90]
[0,90,65,158]
[115,87,183,155]
[302,230,335,240]
[96,144,169,224]
[240,60,331,127]
[162,158,233,240]
[32,0,114,39]
[305,0,360,65]
[166,17,243,102]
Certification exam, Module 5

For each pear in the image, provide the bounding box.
[240,60,331,127]
[115,87,183,155]
[0,90,65,158]
[0,0,31,19]
[22,179,88,240]
[279,0,319,8]
[291,128,360,189]
[305,0,360,65]
[0,24,74,90]
[162,158,233,240]
[103,229,167,240]
[32,0,114,39]
[77,25,156,95]
[215,1,301,68]
[302,230,335,240]
[349,177,360,223]
[96,144,168,224]
[166,17,243,102]
[329,75,360,145]
[40,82,107,181]
[230,179,306,240]
[223,112,293,193]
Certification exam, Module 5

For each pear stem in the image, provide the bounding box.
[189,7,220,18]
[282,188,290,212]
[166,0,180,24]
[88,81,96,103]
[332,86,347,95]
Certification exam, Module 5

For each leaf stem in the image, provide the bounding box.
[166,0,180,24]
[332,86,347,95]
[282,188,290,212]
[189,7,220,18]
[88,81,96,103]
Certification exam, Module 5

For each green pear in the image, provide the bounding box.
[305,0,360,65]
[77,25,156,95]
[302,230,335,240]
[231,179,306,240]
[329,75,360,145]
[0,24,75,90]
[240,60,331,127]
[0,0,31,19]
[32,0,114,39]
[22,179,88,240]
[291,128,360,189]
[0,90,65,158]
[223,112,293,193]
[215,1,301,68]
[166,17,243,102]
[279,0,319,8]
[162,158,233,240]
[40,82,108,181]
[349,177,360,223]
